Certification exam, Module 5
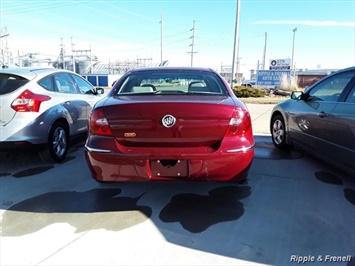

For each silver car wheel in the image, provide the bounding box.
[272,119,284,145]
[271,114,290,150]
[52,127,67,157]
[39,121,69,163]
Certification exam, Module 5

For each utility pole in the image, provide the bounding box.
[160,13,163,64]
[231,0,241,88]
[291,28,297,72]
[90,40,93,74]
[187,20,197,67]
[71,37,76,73]
[0,27,10,67]
[236,36,240,84]
[60,38,65,69]
[262,32,267,70]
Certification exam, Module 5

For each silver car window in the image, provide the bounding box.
[345,84,355,103]
[54,73,78,94]
[38,76,54,92]
[71,74,95,94]
[309,72,354,102]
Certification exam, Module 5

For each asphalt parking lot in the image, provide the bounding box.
[0,104,354,266]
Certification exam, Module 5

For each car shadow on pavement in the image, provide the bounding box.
[0,136,86,177]
[159,185,251,233]
[0,188,152,236]
[315,170,355,206]
[1,183,251,236]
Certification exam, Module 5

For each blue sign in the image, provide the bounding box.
[83,75,109,86]
[256,70,291,87]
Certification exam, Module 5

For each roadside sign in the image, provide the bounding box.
[269,59,291,70]
[256,70,291,87]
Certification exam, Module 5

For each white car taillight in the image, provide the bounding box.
[11,89,51,112]
[90,108,113,136]
[225,108,252,136]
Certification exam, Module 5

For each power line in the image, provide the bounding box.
[1,1,92,15]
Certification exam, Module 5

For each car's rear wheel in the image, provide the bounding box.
[39,122,68,163]
[271,114,290,150]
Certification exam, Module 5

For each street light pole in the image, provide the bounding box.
[262,32,267,70]
[231,0,241,88]
[291,28,297,72]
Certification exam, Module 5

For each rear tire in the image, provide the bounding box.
[271,114,290,150]
[39,122,68,163]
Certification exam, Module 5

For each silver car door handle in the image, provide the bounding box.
[318,111,328,118]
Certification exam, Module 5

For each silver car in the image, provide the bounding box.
[0,67,103,162]
[270,66,355,175]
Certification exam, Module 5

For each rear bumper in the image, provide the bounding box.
[84,135,254,182]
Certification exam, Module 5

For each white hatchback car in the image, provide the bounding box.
[0,67,104,162]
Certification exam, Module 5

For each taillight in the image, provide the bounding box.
[90,108,113,136]
[225,108,252,136]
[11,89,51,112]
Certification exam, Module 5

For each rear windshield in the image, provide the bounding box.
[115,70,228,96]
[0,74,29,95]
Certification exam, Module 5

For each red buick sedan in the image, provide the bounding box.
[85,67,254,182]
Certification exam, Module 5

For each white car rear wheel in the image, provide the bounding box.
[39,122,68,162]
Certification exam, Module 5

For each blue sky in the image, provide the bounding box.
[1,0,354,78]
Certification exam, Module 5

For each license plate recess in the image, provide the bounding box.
[150,160,188,177]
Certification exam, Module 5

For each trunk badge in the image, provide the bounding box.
[162,114,176,128]
[124,132,136,137]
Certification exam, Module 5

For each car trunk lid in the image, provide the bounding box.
[102,95,237,148]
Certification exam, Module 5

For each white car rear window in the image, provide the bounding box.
[0,74,28,95]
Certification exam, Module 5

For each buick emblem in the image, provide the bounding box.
[162,114,176,128]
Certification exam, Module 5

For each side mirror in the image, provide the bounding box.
[291,91,309,101]
[96,88,105,94]
[291,91,302,100]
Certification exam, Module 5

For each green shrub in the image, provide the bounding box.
[232,86,266,98]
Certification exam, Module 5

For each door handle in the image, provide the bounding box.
[318,111,328,118]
